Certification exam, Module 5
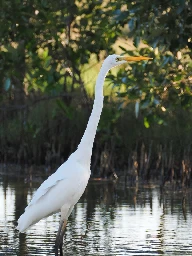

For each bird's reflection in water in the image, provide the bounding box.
[1,175,192,255]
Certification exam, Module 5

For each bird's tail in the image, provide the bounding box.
[17,210,36,233]
[17,207,39,232]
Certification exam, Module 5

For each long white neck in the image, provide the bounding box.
[75,61,110,166]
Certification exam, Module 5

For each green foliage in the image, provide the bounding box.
[106,0,192,128]
[0,0,118,97]
[1,0,192,174]
[113,0,192,52]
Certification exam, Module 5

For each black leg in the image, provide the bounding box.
[60,244,63,256]
[59,220,67,256]
[55,248,59,256]
[54,219,67,256]
[55,219,63,249]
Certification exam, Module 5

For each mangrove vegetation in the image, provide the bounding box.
[1,0,192,186]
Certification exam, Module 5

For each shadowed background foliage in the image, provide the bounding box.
[1,0,192,185]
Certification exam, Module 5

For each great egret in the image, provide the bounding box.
[17,54,151,255]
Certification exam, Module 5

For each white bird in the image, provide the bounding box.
[17,54,151,255]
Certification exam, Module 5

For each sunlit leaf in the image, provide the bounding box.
[144,117,150,128]
[174,74,182,81]
[44,57,51,68]
[38,48,49,60]
[158,119,164,125]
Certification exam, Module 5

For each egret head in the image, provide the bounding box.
[104,54,152,69]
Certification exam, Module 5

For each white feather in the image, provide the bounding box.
[17,152,90,232]
[16,55,136,238]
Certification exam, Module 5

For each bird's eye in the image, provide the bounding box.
[116,57,120,62]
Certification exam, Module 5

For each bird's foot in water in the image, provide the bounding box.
[54,243,63,256]
[59,244,63,256]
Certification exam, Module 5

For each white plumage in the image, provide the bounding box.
[17,151,90,232]
[17,54,151,254]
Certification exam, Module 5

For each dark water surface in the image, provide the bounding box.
[0,172,192,255]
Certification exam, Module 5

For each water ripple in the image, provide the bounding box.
[0,180,192,255]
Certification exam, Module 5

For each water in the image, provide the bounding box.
[0,173,192,255]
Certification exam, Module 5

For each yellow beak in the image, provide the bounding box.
[119,56,153,61]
